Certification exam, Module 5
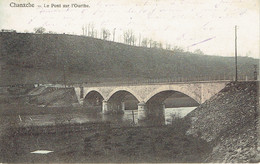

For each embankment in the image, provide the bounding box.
[28,86,78,107]
[0,85,78,107]
[186,81,259,162]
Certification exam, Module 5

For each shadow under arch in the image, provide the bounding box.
[145,90,200,107]
[144,85,201,104]
[106,87,142,102]
[107,90,140,111]
[83,90,104,112]
[140,90,199,126]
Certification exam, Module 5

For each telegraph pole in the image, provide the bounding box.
[235,25,238,81]
[139,33,141,46]
[113,28,116,42]
[82,26,84,35]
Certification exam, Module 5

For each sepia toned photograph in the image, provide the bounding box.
[0,0,259,163]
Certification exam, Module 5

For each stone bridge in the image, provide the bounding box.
[74,81,228,121]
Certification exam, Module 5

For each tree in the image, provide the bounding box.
[141,38,148,47]
[131,35,137,46]
[101,28,110,40]
[158,42,163,49]
[165,43,171,50]
[148,38,153,48]
[123,29,138,45]
[152,41,158,48]
[34,27,46,34]
[194,49,204,55]
[87,23,95,37]
[173,46,184,53]
[123,30,133,45]
[94,30,98,38]
[113,28,116,42]
[48,31,56,34]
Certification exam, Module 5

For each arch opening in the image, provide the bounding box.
[146,90,199,108]
[84,90,104,112]
[107,90,139,112]
[143,90,199,125]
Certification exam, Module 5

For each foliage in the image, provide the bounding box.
[173,46,185,53]
[141,38,148,47]
[170,113,191,134]
[88,23,95,37]
[33,27,46,34]
[123,30,136,45]
[101,28,110,40]
[194,49,204,55]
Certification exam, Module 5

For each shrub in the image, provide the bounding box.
[170,113,191,134]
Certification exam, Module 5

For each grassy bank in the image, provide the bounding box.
[0,104,88,116]
[0,123,211,163]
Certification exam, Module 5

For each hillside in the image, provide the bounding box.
[0,32,258,85]
[185,81,259,162]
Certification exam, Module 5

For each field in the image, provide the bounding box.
[1,123,210,163]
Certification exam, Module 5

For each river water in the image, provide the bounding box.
[20,107,197,127]
[121,107,196,125]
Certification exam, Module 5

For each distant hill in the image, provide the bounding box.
[0,32,258,85]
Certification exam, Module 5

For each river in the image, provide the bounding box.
[19,106,197,127]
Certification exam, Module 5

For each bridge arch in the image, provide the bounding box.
[103,89,142,113]
[84,89,106,100]
[83,90,105,109]
[106,87,143,102]
[143,85,201,104]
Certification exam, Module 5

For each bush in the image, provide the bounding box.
[170,113,191,134]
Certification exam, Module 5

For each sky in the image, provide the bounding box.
[0,0,259,58]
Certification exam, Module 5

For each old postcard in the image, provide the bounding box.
[0,0,259,163]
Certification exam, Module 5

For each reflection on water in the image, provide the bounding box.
[164,107,197,124]
[20,107,197,127]
[120,107,197,125]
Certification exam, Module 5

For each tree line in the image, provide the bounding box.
[33,26,205,54]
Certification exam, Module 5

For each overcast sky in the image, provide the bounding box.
[0,0,259,58]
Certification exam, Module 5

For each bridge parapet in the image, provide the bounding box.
[74,75,254,87]
[82,80,232,87]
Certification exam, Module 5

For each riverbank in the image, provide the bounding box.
[0,85,78,107]
[1,123,210,163]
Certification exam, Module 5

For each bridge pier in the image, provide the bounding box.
[121,101,125,111]
[148,102,165,125]
[102,100,108,114]
[138,102,147,121]
[102,100,125,114]
[138,102,166,125]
